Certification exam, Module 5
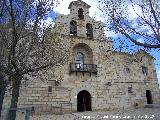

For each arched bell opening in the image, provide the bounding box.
[86,23,93,39]
[70,20,77,36]
[78,8,84,20]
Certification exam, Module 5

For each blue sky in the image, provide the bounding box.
[47,0,160,83]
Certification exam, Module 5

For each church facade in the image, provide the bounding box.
[4,0,160,113]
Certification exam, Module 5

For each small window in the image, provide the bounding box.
[78,8,84,19]
[142,66,148,75]
[70,20,77,35]
[55,80,60,86]
[31,106,35,111]
[48,86,52,93]
[128,86,133,93]
[125,67,130,73]
[86,23,93,39]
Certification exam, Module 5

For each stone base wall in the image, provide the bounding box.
[3,81,159,115]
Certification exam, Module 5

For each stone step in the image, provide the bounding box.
[144,104,160,108]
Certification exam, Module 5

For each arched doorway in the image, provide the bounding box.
[77,90,92,112]
[146,90,153,104]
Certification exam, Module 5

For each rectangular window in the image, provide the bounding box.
[125,67,130,73]
[48,86,52,93]
[142,66,148,75]
[128,87,133,93]
[55,80,60,86]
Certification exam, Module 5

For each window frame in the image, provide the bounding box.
[48,86,52,93]
[125,67,130,73]
[70,20,77,35]
[142,66,148,75]
[75,52,84,65]
[128,86,133,93]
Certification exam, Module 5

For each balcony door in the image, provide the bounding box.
[75,52,84,69]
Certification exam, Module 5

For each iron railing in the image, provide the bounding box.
[30,102,72,115]
[70,63,97,74]
[1,103,73,120]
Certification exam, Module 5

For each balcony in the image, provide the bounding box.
[70,63,97,75]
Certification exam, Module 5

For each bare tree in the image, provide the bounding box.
[0,0,70,120]
[98,0,160,50]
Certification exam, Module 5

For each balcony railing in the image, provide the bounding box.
[70,63,97,74]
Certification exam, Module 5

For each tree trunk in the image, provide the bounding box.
[0,75,7,118]
[7,74,22,120]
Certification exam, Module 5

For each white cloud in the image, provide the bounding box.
[54,0,72,15]
[131,22,138,28]
[141,25,154,35]
[147,29,154,35]
[104,30,121,38]
[128,4,142,20]
[137,38,144,43]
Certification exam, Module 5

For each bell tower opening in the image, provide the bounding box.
[70,20,77,36]
[86,23,93,39]
[78,8,84,19]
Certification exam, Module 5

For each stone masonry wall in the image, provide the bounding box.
[3,0,160,114]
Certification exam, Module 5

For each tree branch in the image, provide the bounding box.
[115,21,160,48]
[22,57,64,75]
[148,0,160,27]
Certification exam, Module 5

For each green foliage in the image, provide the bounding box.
[45,24,64,45]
